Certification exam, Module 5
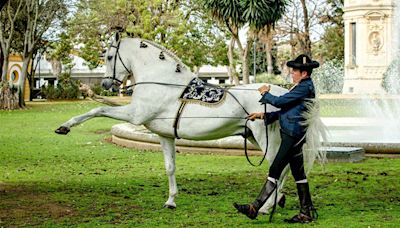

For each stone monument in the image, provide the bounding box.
[343,0,397,94]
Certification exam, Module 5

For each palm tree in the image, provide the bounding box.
[202,0,287,83]
[242,0,286,75]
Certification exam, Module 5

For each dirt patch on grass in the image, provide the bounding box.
[94,129,110,134]
[0,183,76,226]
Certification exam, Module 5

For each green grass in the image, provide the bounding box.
[1,101,399,227]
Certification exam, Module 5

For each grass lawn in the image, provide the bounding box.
[0,100,399,227]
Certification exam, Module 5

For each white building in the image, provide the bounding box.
[34,54,106,88]
[35,56,235,88]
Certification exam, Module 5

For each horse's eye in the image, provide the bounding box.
[107,55,113,60]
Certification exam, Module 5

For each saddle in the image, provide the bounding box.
[174,78,227,139]
[179,77,226,105]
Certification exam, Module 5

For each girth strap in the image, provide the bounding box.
[173,101,187,139]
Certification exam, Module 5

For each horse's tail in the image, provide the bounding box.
[301,99,328,173]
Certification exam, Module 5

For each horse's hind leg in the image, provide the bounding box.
[159,136,178,209]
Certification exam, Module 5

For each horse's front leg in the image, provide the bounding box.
[159,136,178,209]
[55,105,134,134]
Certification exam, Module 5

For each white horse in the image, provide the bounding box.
[55,33,325,212]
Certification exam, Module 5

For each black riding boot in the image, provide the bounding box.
[233,180,277,220]
[285,182,317,223]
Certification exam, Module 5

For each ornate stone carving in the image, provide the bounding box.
[369,31,383,54]
[365,11,386,55]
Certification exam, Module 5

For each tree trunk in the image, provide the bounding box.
[241,38,251,84]
[0,0,23,81]
[265,26,274,75]
[228,37,239,85]
[17,57,31,107]
[1,57,9,81]
[300,0,312,56]
[0,49,3,80]
[234,35,250,84]
[0,82,19,110]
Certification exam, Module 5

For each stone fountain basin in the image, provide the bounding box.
[110,117,400,155]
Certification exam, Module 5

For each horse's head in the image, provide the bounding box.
[102,33,132,91]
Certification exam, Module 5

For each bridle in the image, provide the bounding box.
[104,40,132,87]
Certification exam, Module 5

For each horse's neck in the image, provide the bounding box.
[128,39,194,85]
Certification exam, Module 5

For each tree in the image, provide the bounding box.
[275,0,326,56]
[0,0,23,81]
[316,0,344,61]
[202,0,287,84]
[15,0,68,107]
[67,0,228,72]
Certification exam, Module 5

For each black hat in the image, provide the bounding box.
[286,54,319,70]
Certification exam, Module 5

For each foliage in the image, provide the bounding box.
[46,32,74,68]
[381,57,400,94]
[255,73,291,88]
[91,83,118,97]
[313,59,344,94]
[314,25,344,61]
[41,73,81,99]
[0,101,400,226]
[316,0,344,61]
[249,40,281,75]
[67,0,228,70]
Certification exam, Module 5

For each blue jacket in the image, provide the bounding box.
[259,78,315,138]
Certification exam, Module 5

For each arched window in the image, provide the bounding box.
[11,70,19,82]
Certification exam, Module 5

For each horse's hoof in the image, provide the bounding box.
[163,204,176,209]
[55,126,70,135]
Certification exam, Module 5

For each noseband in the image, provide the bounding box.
[105,41,132,86]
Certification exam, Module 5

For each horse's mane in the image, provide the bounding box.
[140,39,188,70]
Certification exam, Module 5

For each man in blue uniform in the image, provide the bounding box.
[234,54,319,223]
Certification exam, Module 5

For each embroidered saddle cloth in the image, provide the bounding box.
[179,77,226,105]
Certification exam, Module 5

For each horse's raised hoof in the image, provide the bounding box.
[55,126,70,135]
[163,204,176,209]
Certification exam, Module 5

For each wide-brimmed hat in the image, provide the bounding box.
[286,54,319,70]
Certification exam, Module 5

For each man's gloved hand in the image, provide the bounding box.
[247,112,264,121]
[258,84,271,95]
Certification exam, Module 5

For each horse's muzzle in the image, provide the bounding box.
[101,78,114,90]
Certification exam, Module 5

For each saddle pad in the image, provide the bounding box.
[179,77,226,105]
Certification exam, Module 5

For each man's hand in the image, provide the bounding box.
[258,84,271,95]
[247,112,264,121]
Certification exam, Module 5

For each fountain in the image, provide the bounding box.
[324,0,400,155]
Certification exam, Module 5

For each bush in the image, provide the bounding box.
[382,57,400,94]
[255,73,293,89]
[91,83,118,96]
[41,73,81,99]
[313,59,344,94]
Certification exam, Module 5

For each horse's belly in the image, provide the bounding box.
[145,118,244,140]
